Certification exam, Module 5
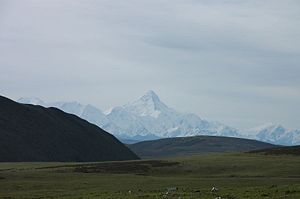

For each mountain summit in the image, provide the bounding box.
[18,97,45,105]
[140,90,161,103]
[93,91,240,139]
[123,90,170,118]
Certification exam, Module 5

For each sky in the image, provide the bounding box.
[0,0,300,130]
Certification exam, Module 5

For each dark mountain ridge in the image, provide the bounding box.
[0,95,139,162]
[128,135,277,159]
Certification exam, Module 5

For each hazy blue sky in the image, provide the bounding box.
[0,0,300,129]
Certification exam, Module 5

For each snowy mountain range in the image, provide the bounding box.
[18,91,300,145]
[18,97,107,128]
[102,91,240,140]
[244,123,300,146]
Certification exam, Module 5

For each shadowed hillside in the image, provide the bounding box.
[0,96,139,162]
[128,136,276,159]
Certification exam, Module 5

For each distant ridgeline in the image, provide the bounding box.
[128,136,277,159]
[0,96,139,162]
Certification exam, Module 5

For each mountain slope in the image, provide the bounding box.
[0,96,139,162]
[128,136,276,159]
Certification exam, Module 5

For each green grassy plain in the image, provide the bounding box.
[0,153,300,199]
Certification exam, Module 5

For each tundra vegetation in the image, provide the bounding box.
[0,153,300,199]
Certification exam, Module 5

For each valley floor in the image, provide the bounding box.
[0,153,300,199]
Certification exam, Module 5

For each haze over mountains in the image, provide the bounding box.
[18,91,300,146]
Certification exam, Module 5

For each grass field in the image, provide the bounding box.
[1,153,300,199]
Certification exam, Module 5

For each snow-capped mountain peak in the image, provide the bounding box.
[123,90,169,118]
[50,101,86,116]
[102,90,239,139]
[244,123,300,145]
[252,123,283,131]
[18,97,45,105]
[140,90,161,104]
[17,97,106,127]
